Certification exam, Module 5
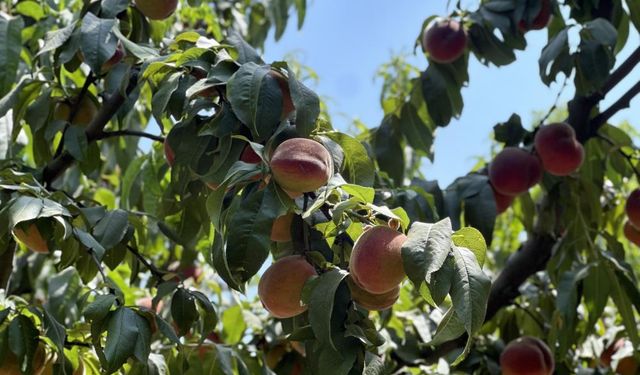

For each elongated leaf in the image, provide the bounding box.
[104,308,147,372]
[401,218,452,288]
[452,227,487,267]
[309,269,348,350]
[93,209,129,250]
[286,66,320,136]
[8,315,40,374]
[0,15,23,97]
[80,13,117,74]
[38,22,77,55]
[449,246,491,335]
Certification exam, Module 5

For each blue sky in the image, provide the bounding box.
[263,0,640,187]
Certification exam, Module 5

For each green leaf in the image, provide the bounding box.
[101,0,130,18]
[269,0,289,40]
[79,13,117,74]
[629,0,640,32]
[286,66,320,136]
[93,209,129,250]
[8,315,40,375]
[226,30,263,65]
[341,184,374,203]
[399,102,434,156]
[104,307,149,372]
[46,268,83,325]
[64,125,89,161]
[449,246,491,335]
[226,62,282,141]
[0,14,23,97]
[401,218,452,288]
[221,305,246,344]
[374,115,405,185]
[73,228,107,260]
[38,22,77,56]
[428,256,454,306]
[171,288,198,336]
[156,316,181,346]
[463,181,497,246]
[83,294,117,321]
[8,196,71,226]
[42,308,66,353]
[309,269,348,350]
[112,27,158,60]
[225,184,285,284]
[582,18,617,47]
[324,131,375,187]
[605,262,639,348]
[452,227,487,267]
[493,114,526,147]
[428,307,465,346]
[556,263,592,321]
[0,113,12,159]
[15,1,44,21]
[539,28,572,85]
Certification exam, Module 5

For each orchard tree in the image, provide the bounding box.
[0,0,639,373]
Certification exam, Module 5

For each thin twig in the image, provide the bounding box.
[591,80,640,132]
[126,245,166,281]
[96,130,165,143]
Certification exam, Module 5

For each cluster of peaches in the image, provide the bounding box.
[489,122,585,214]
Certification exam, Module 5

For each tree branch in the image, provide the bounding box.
[42,71,139,187]
[96,130,165,143]
[601,46,640,95]
[590,80,640,132]
[126,245,167,281]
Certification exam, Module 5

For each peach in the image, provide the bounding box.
[258,255,317,318]
[134,0,178,20]
[269,70,295,119]
[534,122,584,176]
[349,226,407,294]
[164,139,175,167]
[101,45,124,72]
[422,18,467,64]
[500,336,554,375]
[347,277,399,311]
[136,296,164,313]
[269,138,332,194]
[492,187,515,214]
[240,145,262,164]
[271,213,294,242]
[13,221,49,253]
[0,341,47,375]
[616,357,639,375]
[625,189,640,228]
[519,0,552,31]
[489,147,543,196]
[623,222,640,246]
[54,95,99,126]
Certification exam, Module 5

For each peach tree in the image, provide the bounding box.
[0,0,639,374]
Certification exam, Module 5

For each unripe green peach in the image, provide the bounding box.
[347,277,399,311]
[134,0,178,20]
[625,189,640,228]
[349,226,407,294]
[54,95,99,126]
[258,255,317,318]
[270,138,332,194]
[271,213,294,242]
[500,336,554,375]
[623,221,640,246]
[13,221,49,253]
[534,122,584,176]
[489,147,543,196]
[422,18,467,64]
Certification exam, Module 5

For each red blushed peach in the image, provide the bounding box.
[616,357,639,375]
[13,222,49,253]
[623,222,640,246]
[271,213,294,242]
[164,140,175,167]
[500,336,554,375]
[270,138,332,194]
[101,45,124,72]
[347,277,399,311]
[134,0,178,20]
[492,187,515,214]
[240,145,262,164]
[349,226,407,294]
[422,18,467,64]
[258,255,317,318]
[519,0,552,32]
[625,189,640,228]
[534,122,584,176]
[489,147,543,196]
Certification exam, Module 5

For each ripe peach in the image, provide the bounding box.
[13,221,49,253]
[624,222,640,246]
[519,0,552,31]
[625,189,640,228]
[534,122,584,176]
[349,226,407,294]
[258,255,317,318]
[347,277,399,311]
[134,0,178,20]
[271,213,294,242]
[492,187,515,214]
[616,357,639,375]
[422,18,467,64]
[500,336,554,375]
[269,71,295,119]
[600,338,625,368]
[101,45,124,72]
[270,138,332,194]
[489,147,543,196]
[0,341,47,375]
[54,95,99,126]
[240,145,262,164]
[137,297,164,313]
[164,139,175,167]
